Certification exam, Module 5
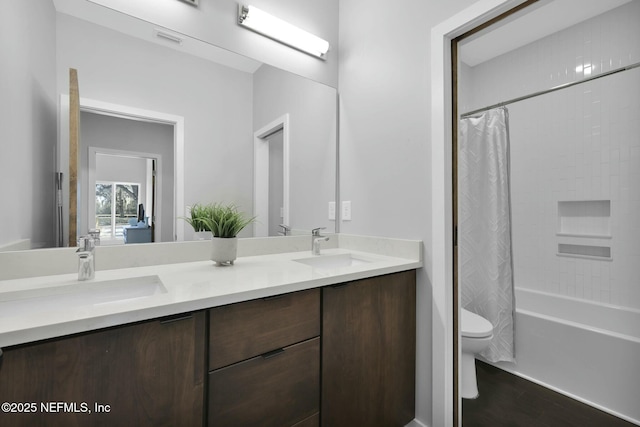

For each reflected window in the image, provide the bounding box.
[95,182,140,241]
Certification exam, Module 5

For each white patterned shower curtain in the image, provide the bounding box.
[459,107,515,363]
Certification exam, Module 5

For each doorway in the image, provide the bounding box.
[449,0,639,425]
[58,96,185,244]
[253,114,290,237]
[88,149,160,244]
[81,111,173,244]
[267,129,285,236]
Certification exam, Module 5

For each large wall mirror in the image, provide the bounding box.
[0,0,337,251]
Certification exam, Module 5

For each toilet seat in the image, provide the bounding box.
[461,308,493,338]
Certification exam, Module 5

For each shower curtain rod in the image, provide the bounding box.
[460,60,640,118]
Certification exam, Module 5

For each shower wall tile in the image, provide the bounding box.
[463,2,640,310]
[462,1,640,114]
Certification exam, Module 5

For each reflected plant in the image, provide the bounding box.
[183,203,213,232]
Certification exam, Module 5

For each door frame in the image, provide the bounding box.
[430,0,532,425]
[87,147,162,244]
[253,114,290,237]
[59,95,185,243]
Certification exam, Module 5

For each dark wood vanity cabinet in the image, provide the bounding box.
[207,288,321,427]
[0,270,416,427]
[0,312,206,427]
[321,270,417,427]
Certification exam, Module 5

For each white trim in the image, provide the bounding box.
[59,95,185,244]
[88,147,163,242]
[430,1,528,426]
[253,114,290,237]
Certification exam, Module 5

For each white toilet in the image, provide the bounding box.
[460,308,494,399]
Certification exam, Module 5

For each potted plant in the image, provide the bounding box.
[183,203,213,240]
[202,203,255,266]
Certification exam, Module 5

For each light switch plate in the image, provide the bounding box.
[329,201,336,220]
[342,201,352,221]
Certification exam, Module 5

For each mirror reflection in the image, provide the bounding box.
[0,1,337,251]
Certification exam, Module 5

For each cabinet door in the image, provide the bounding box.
[322,271,416,427]
[0,312,206,427]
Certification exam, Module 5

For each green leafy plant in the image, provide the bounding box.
[183,203,213,232]
[202,203,256,238]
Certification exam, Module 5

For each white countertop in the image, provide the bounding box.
[0,248,421,348]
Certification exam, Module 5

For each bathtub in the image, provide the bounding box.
[487,287,640,425]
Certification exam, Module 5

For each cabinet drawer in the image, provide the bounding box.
[209,288,319,369]
[208,337,320,427]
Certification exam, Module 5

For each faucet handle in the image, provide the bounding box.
[279,224,291,236]
[77,235,96,252]
[88,228,101,246]
[312,227,326,236]
[280,224,291,230]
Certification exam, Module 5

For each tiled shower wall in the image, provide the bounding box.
[461,2,640,309]
[461,1,640,114]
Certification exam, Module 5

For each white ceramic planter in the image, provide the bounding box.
[211,237,238,266]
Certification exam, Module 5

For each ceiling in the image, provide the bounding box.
[459,0,632,67]
[53,0,633,72]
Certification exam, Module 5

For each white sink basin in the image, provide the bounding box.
[294,253,371,270]
[0,275,167,318]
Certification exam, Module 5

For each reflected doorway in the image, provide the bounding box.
[90,151,158,244]
[59,96,186,246]
[80,111,173,244]
[253,114,290,237]
[267,129,284,236]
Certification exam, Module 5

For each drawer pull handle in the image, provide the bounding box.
[262,294,285,301]
[261,348,285,359]
[330,283,350,289]
[160,313,193,324]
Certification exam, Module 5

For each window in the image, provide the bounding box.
[95,182,140,241]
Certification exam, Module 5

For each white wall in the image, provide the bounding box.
[95,154,147,185]
[463,2,640,309]
[253,64,336,233]
[0,1,57,249]
[338,0,481,425]
[56,13,255,240]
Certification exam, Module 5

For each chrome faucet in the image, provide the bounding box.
[311,227,329,255]
[76,235,96,281]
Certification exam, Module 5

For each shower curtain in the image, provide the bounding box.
[459,107,515,363]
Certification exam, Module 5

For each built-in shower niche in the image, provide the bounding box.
[556,200,611,260]
[557,200,611,238]
[557,243,611,260]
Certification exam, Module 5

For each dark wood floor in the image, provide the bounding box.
[462,361,635,427]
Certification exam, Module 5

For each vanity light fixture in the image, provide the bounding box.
[238,5,330,60]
